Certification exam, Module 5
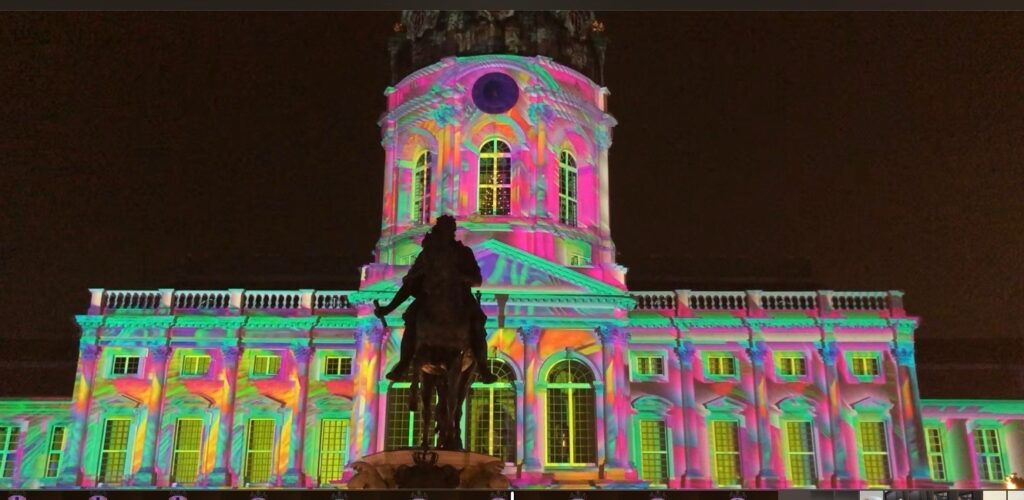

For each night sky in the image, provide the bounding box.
[1,12,1022,398]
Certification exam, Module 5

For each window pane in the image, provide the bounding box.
[859,421,891,485]
[0,426,18,479]
[171,419,203,485]
[785,421,817,486]
[244,419,275,484]
[711,421,740,486]
[546,388,571,463]
[98,419,131,485]
[639,420,668,483]
[318,419,349,484]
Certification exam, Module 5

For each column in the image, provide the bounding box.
[354,321,386,457]
[61,332,102,486]
[136,344,172,485]
[747,340,776,487]
[284,344,312,486]
[818,339,845,487]
[209,345,241,487]
[892,341,931,486]
[597,325,632,479]
[518,325,543,472]
[675,340,704,487]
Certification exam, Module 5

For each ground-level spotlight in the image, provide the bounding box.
[650,490,668,500]
[410,491,428,500]
[250,491,268,500]
[1007,472,1023,489]
[7,493,26,500]
[569,491,586,500]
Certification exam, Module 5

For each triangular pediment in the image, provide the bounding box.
[362,239,626,297]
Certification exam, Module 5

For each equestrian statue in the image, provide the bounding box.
[373,215,498,451]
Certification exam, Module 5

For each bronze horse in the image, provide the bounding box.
[376,236,479,451]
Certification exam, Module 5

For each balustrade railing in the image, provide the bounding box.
[103,290,162,310]
[830,291,888,311]
[173,290,231,310]
[630,291,677,311]
[243,290,302,310]
[758,291,818,311]
[313,291,353,311]
[688,291,747,311]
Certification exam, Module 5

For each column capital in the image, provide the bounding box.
[518,324,542,344]
[356,319,386,345]
[674,340,695,364]
[151,345,172,362]
[80,343,101,361]
[595,325,630,346]
[293,345,313,363]
[747,341,769,366]
[816,340,840,365]
[224,345,243,362]
[890,341,916,366]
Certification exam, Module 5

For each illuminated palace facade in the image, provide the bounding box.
[1,11,1023,492]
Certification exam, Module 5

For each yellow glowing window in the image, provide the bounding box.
[323,356,353,377]
[243,419,275,485]
[631,354,666,379]
[711,420,741,487]
[559,150,578,226]
[784,421,817,486]
[858,421,891,486]
[925,426,947,481]
[545,359,596,465]
[385,374,436,450]
[181,355,211,377]
[170,418,203,485]
[110,355,140,376]
[973,428,1004,481]
[478,139,511,216]
[44,425,66,479]
[851,355,880,377]
[467,359,517,463]
[318,419,349,484]
[777,354,807,377]
[639,420,669,484]
[251,355,281,377]
[98,418,131,485]
[412,151,433,224]
[0,426,18,479]
[707,354,737,377]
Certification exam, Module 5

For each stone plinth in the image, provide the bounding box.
[347,448,510,489]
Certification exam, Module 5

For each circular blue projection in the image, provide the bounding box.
[471,72,520,114]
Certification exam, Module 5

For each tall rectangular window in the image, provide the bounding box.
[466,360,517,463]
[98,418,131,484]
[711,420,741,487]
[785,421,817,486]
[0,426,19,479]
[851,355,880,377]
[111,355,140,376]
[412,151,433,224]
[44,426,66,479]
[318,419,349,484]
[632,355,665,378]
[478,139,511,216]
[859,421,891,486]
[243,419,275,485]
[251,355,281,377]
[639,420,669,483]
[385,384,436,449]
[925,426,947,481]
[558,151,578,226]
[170,419,203,485]
[181,355,211,377]
[973,428,1004,481]
[323,356,353,377]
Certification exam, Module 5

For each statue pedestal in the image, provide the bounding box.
[347,448,511,489]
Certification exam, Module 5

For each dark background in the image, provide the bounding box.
[1,12,1021,399]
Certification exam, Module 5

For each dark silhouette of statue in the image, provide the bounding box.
[375,215,497,384]
[373,215,497,450]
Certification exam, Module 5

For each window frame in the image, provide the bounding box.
[629,351,668,382]
[97,417,132,485]
[411,150,433,225]
[709,419,742,488]
[321,354,354,379]
[0,425,19,480]
[477,138,512,216]
[180,354,212,378]
[847,351,883,380]
[972,425,1007,482]
[170,418,204,486]
[543,358,597,467]
[250,354,282,378]
[774,351,809,380]
[857,419,893,488]
[558,149,578,227]
[317,418,350,485]
[109,354,142,377]
[44,425,66,479]
[924,423,949,482]
[703,351,739,381]
[781,419,819,488]
[242,418,277,486]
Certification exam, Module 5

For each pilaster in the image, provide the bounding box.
[518,325,543,473]
[209,344,242,487]
[675,340,706,488]
[283,344,313,486]
[62,320,102,486]
[816,337,845,488]
[747,338,776,487]
[596,325,633,480]
[136,343,171,485]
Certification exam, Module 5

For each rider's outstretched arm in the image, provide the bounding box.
[376,279,415,316]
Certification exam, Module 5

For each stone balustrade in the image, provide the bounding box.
[630,289,907,317]
[92,289,356,315]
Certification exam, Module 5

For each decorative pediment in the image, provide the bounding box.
[775,395,817,415]
[703,395,746,415]
[101,393,144,409]
[851,396,894,414]
[632,395,673,415]
[309,395,354,414]
[241,393,288,412]
[359,239,627,297]
[168,392,217,409]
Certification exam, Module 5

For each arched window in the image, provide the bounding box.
[466,359,517,462]
[558,151,578,226]
[384,373,435,449]
[545,358,596,465]
[478,139,512,216]
[412,151,433,224]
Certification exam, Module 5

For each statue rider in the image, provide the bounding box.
[374,215,498,384]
